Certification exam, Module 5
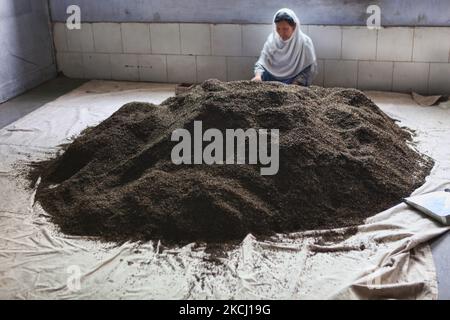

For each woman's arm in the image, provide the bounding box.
[252,38,270,81]
[293,61,318,86]
[252,62,265,81]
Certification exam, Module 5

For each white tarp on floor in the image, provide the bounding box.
[0,81,449,300]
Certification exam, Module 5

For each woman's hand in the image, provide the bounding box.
[251,73,262,82]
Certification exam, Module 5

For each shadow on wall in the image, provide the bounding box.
[48,0,450,26]
[0,0,56,103]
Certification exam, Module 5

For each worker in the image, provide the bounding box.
[252,8,317,86]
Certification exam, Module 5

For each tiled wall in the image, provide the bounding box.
[54,23,450,94]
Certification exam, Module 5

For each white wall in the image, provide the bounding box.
[0,0,56,103]
[54,22,450,95]
[48,0,450,26]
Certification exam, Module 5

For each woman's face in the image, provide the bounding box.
[276,21,295,41]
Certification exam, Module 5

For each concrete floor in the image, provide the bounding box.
[0,76,87,129]
[0,76,449,299]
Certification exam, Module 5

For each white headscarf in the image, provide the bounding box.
[256,8,316,79]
